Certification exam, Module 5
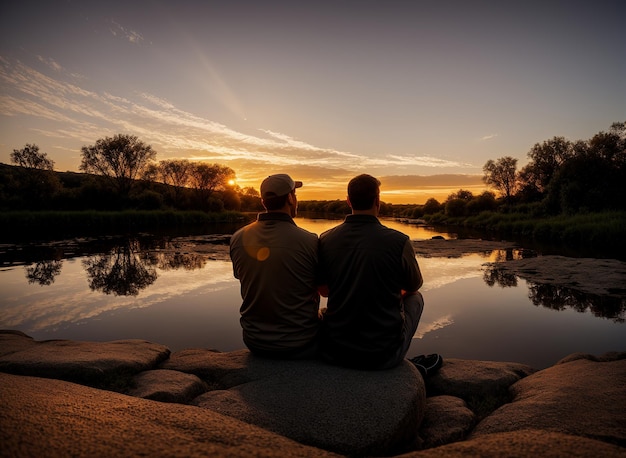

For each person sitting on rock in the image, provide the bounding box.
[317,174,442,374]
[230,174,321,359]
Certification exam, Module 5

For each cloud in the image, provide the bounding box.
[384,155,471,168]
[0,56,485,201]
[481,134,498,141]
[109,20,144,44]
[36,56,62,72]
[413,314,454,339]
[378,174,484,190]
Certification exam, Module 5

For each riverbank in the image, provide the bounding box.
[1,330,624,456]
[166,235,626,301]
[422,210,626,260]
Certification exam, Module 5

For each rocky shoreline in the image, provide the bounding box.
[1,330,624,457]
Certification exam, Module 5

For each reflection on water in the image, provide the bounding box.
[0,224,624,368]
[25,259,63,286]
[83,240,158,296]
[483,262,625,323]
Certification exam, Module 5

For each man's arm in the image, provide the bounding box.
[401,238,423,292]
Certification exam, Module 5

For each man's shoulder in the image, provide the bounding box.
[293,225,318,240]
[319,223,345,240]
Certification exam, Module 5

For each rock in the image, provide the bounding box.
[0,330,37,356]
[471,355,626,447]
[1,330,624,457]
[418,395,475,449]
[127,369,208,403]
[555,351,626,365]
[425,358,536,418]
[161,348,293,388]
[0,330,170,387]
[403,429,626,457]
[0,372,339,458]
[191,356,426,456]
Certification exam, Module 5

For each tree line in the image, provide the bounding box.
[2,122,624,218]
[390,121,625,219]
[1,134,263,213]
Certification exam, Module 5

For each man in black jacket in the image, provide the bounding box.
[318,174,440,373]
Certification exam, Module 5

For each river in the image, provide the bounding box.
[0,217,623,369]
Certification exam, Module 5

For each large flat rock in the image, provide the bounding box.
[403,429,626,457]
[425,358,536,400]
[0,330,170,386]
[165,349,426,456]
[471,355,626,447]
[0,372,338,458]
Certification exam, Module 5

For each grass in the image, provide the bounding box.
[0,210,248,241]
[424,210,626,259]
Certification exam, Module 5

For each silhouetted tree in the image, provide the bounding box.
[7,144,60,208]
[467,191,497,214]
[423,198,442,215]
[155,159,192,207]
[189,163,235,210]
[80,134,156,198]
[11,144,55,170]
[444,198,467,217]
[521,137,574,195]
[483,156,518,203]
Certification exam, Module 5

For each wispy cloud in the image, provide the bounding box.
[414,314,454,339]
[481,134,498,141]
[36,56,62,72]
[0,56,479,197]
[109,20,144,44]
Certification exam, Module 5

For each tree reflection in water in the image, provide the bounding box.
[25,259,63,286]
[81,238,213,296]
[483,259,626,323]
[83,239,158,296]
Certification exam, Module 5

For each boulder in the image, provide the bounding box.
[471,354,626,447]
[160,348,293,388]
[0,330,170,387]
[418,395,475,449]
[403,429,626,457]
[127,369,208,403]
[0,329,37,356]
[0,372,338,458]
[188,354,426,456]
[426,358,536,399]
[425,358,536,417]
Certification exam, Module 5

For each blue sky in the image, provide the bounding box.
[1,1,624,203]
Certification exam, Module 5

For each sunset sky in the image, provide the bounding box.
[1,1,624,203]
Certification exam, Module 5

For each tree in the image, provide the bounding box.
[11,144,55,170]
[546,126,626,214]
[157,159,192,207]
[80,134,156,197]
[159,159,192,189]
[467,191,497,214]
[483,156,518,202]
[188,162,235,209]
[447,189,474,201]
[8,143,60,207]
[522,137,574,194]
[422,198,442,215]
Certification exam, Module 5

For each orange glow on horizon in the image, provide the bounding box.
[235,177,489,205]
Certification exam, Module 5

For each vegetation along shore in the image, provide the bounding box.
[1,122,624,258]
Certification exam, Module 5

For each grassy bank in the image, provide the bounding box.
[424,210,626,259]
[0,210,249,242]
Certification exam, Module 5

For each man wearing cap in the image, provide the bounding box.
[230,174,321,359]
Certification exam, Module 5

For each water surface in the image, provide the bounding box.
[0,217,623,369]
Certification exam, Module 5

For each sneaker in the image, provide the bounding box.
[409,354,443,377]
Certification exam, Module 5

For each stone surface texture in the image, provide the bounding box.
[0,330,624,457]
